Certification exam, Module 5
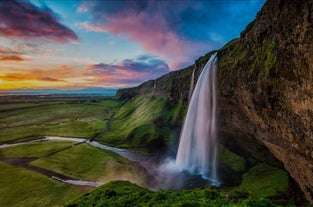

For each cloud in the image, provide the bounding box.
[0,73,63,82]
[39,77,61,82]
[78,22,106,32]
[0,55,169,88]
[0,0,78,43]
[0,45,24,62]
[0,56,24,61]
[87,55,170,85]
[79,0,265,69]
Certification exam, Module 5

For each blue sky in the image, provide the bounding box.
[0,0,265,89]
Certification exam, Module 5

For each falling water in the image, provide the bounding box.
[175,53,219,185]
[188,67,196,102]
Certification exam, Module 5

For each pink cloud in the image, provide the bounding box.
[78,22,106,32]
[78,1,214,70]
[81,12,212,70]
[86,55,170,86]
[0,0,78,43]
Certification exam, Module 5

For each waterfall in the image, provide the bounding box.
[175,53,219,185]
[188,67,196,102]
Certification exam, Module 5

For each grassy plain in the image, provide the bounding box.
[0,162,88,207]
[31,143,149,185]
[0,141,75,158]
[0,96,114,144]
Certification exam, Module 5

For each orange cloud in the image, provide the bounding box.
[0,45,25,62]
[0,65,94,90]
[0,55,170,89]
[0,56,24,61]
[0,73,63,82]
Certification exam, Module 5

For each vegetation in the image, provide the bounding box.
[65,180,282,207]
[96,96,185,148]
[31,143,148,184]
[218,145,246,173]
[0,97,302,207]
[240,163,289,198]
[0,100,112,144]
[0,162,87,207]
[0,96,183,149]
[0,141,75,158]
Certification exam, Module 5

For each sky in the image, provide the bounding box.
[0,0,265,90]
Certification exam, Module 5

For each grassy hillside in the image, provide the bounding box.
[96,96,185,148]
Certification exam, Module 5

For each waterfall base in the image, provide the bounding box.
[157,158,221,190]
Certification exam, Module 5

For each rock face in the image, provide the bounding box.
[118,0,313,203]
[218,0,313,203]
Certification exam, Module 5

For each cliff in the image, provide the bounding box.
[218,0,313,203]
[117,0,313,204]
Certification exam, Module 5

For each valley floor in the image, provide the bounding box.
[0,95,307,206]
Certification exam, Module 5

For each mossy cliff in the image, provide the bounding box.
[218,0,313,203]
[117,0,313,204]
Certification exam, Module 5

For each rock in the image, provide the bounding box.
[218,0,313,203]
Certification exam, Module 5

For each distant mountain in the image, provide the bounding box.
[0,88,117,96]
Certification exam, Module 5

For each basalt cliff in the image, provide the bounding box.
[118,0,313,204]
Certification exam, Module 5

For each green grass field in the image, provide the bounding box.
[31,143,149,185]
[0,101,113,144]
[0,162,88,207]
[0,96,184,148]
[0,139,151,206]
[0,96,300,207]
[0,141,75,158]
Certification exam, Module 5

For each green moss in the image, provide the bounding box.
[257,40,277,81]
[218,145,246,172]
[218,38,246,70]
[240,163,289,198]
[65,180,283,207]
[239,39,277,81]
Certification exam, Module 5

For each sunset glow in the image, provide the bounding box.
[0,0,265,90]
